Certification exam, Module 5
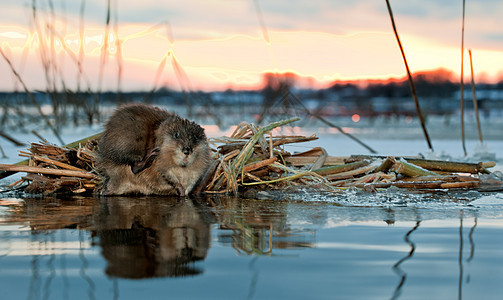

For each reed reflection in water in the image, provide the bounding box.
[210,197,316,255]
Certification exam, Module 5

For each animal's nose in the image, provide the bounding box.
[183,147,192,155]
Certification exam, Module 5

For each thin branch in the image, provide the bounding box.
[288,92,378,154]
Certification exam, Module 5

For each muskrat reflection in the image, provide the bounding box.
[92,196,213,278]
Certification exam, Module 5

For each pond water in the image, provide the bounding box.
[0,126,502,299]
[1,191,502,300]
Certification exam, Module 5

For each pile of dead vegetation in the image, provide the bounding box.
[1,118,502,195]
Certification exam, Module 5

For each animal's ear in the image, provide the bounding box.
[131,147,160,174]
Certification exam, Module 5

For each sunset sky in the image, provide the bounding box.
[0,0,502,92]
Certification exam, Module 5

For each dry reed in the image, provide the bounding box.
[468,49,483,143]
[0,118,500,196]
[385,0,433,152]
[460,0,467,155]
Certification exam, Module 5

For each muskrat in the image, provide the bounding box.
[97,103,211,196]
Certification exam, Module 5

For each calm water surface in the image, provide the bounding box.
[0,191,502,300]
[0,115,502,300]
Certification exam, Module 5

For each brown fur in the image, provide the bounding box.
[97,103,211,196]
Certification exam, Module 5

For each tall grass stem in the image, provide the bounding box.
[460,0,467,155]
[385,0,433,152]
[0,47,65,145]
[468,49,483,143]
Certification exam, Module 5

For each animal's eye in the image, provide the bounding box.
[173,132,180,139]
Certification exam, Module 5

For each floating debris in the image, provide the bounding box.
[0,118,502,195]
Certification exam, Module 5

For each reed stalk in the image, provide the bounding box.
[385,0,433,152]
[50,31,92,90]
[0,131,25,146]
[144,54,168,102]
[91,0,113,123]
[313,160,370,176]
[459,0,467,156]
[112,0,123,103]
[241,169,318,186]
[227,117,300,192]
[375,156,396,173]
[391,159,438,177]
[468,49,483,143]
[243,157,277,173]
[288,91,377,154]
[77,0,86,92]
[0,122,500,194]
[406,158,488,174]
[0,145,6,159]
[170,52,194,117]
[253,0,270,44]
[20,154,84,171]
[326,164,377,181]
[285,156,346,166]
[62,132,102,149]
[98,0,111,94]
[0,164,97,179]
[0,47,65,145]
